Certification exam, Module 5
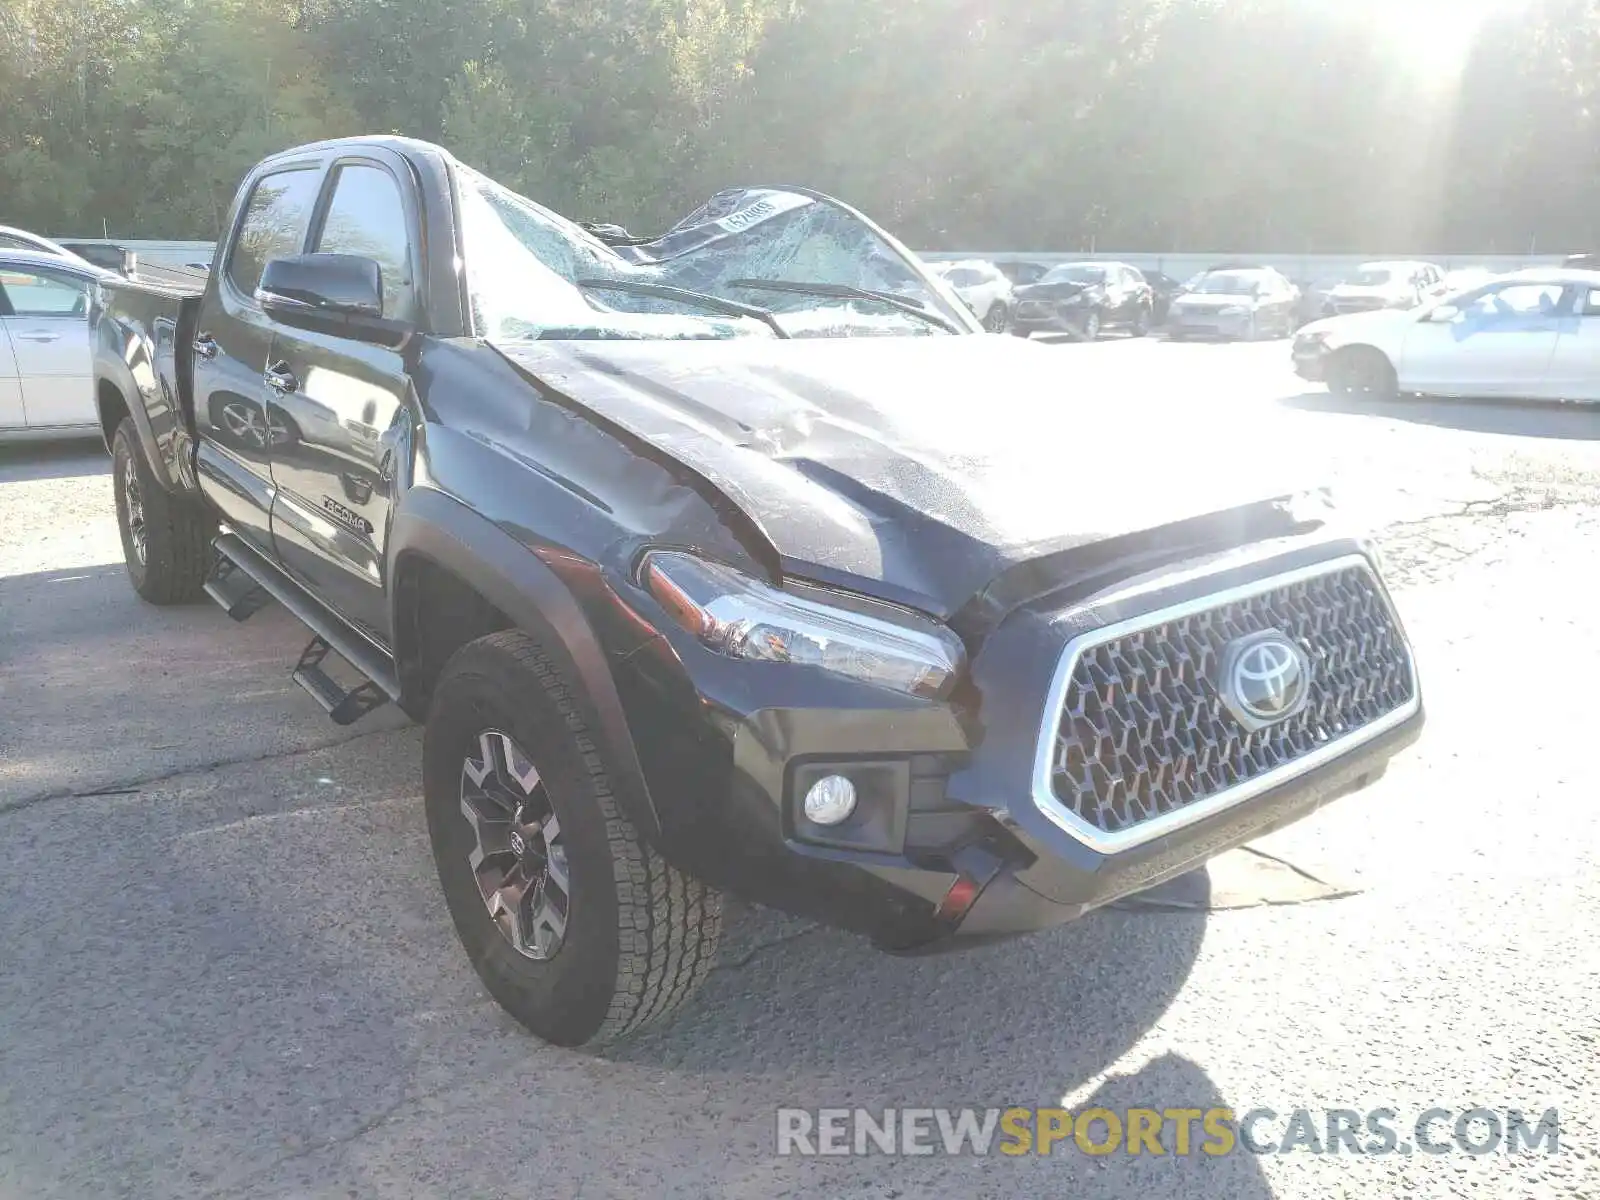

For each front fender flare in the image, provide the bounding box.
[387,488,662,843]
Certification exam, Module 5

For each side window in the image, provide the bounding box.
[228,168,323,299]
[0,268,89,317]
[1581,289,1600,317]
[1463,283,1564,317]
[313,163,414,320]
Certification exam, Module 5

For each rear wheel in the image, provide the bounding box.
[1328,347,1398,402]
[111,418,214,605]
[424,631,722,1047]
[984,302,1010,333]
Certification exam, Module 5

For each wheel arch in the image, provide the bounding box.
[97,378,131,454]
[1329,339,1397,370]
[388,489,663,843]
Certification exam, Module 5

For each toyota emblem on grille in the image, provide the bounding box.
[1221,631,1312,728]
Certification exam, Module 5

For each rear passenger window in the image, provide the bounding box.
[314,164,414,320]
[227,168,323,299]
[0,268,89,317]
[1583,290,1600,316]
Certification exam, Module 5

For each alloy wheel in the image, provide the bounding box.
[459,729,571,961]
[122,456,147,566]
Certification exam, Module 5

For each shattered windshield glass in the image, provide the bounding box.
[455,164,968,341]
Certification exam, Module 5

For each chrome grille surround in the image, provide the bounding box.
[1029,554,1419,853]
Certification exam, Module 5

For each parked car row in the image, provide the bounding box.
[932,255,1531,348]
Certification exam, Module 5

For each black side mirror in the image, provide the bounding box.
[256,253,411,346]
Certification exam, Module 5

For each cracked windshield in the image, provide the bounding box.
[458,165,965,340]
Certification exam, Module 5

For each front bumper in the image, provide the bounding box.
[1013,303,1094,336]
[614,537,1423,954]
[1166,309,1253,339]
[1292,341,1330,381]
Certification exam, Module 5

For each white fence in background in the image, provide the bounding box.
[54,239,1574,282]
[50,238,215,267]
[917,251,1571,282]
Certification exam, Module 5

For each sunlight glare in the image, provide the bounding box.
[1335,0,1532,85]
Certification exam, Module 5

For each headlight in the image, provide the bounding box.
[641,551,965,698]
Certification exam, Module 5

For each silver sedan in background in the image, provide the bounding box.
[0,249,109,440]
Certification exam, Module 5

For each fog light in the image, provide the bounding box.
[803,775,857,826]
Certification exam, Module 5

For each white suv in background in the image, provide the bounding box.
[1323,260,1444,316]
[931,259,1016,332]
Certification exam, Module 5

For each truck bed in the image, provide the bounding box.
[94,273,206,495]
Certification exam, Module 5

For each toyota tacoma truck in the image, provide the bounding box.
[92,136,1424,1047]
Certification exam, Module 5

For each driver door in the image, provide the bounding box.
[1399,281,1567,398]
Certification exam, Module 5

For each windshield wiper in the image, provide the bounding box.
[728,279,961,334]
[575,278,789,339]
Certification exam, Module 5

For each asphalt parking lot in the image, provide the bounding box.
[2,338,1598,1198]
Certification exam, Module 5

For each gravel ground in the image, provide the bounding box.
[0,339,1596,1198]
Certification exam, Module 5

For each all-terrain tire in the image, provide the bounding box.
[424,630,722,1047]
[111,417,215,604]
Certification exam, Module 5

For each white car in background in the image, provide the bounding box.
[1293,267,1600,402]
[1,249,108,440]
[930,259,1015,332]
[1323,260,1444,316]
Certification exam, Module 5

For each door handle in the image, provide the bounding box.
[193,333,219,359]
[14,331,61,343]
[263,362,299,394]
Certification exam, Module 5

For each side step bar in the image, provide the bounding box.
[204,556,274,621]
[294,637,392,726]
[209,532,402,725]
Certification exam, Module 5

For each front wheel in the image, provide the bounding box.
[111,418,215,604]
[1078,310,1102,342]
[424,631,723,1047]
[1131,306,1152,338]
[984,302,1011,333]
[1328,347,1398,402]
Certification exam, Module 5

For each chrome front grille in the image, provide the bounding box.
[1035,557,1416,849]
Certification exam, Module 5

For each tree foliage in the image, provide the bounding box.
[2,0,1597,251]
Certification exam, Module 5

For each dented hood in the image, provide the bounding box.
[493,334,1315,617]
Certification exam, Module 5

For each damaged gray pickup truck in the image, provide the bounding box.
[92,136,1423,1046]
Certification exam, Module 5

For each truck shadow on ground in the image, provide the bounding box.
[0,438,108,483]
[605,889,1277,1193]
[0,563,1277,1196]
[1280,389,1600,440]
